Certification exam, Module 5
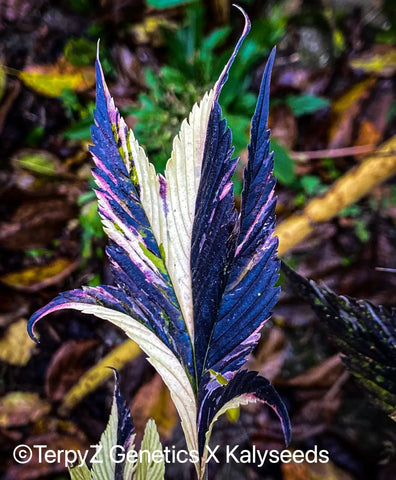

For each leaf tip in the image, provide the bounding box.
[215,5,251,100]
[94,42,107,101]
[107,365,119,379]
[232,4,251,32]
[27,313,41,344]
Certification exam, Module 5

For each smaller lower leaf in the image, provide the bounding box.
[135,419,165,480]
[91,370,135,480]
[69,463,91,480]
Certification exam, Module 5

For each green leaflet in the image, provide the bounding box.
[68,376,165,480]
[90,379,132,480]
[139,242,167,275]
[69,463,91,480]
[135,419,165,480]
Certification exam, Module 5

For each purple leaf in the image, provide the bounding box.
[197,48,280,377]
[197,370,291,458]
[28,10,291,473]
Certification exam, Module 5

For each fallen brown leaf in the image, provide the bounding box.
[19,56,95,97]
[354,79,393,157]
[0,318,36,366]
[45,339,99,402]
[0,392,50,428]
[0,257,79,292]
[350,45,396,77]
[328,78,376,149]
[355,120,382,154]
[0,198,76,251]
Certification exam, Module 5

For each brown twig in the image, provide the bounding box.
[290,144,375,162]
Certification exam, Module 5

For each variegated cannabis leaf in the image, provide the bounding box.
[281,261,396,421]
[29,8,291,479]
[69,370,165,480]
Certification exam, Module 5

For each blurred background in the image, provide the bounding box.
[0,0,395,478]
